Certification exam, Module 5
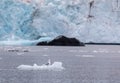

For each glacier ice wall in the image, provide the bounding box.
[0,0,40,40]
[0,0,120,43]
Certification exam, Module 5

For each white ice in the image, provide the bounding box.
[0,0,120,44]
[76,55,95,58]
[17,62,65,71]
[0,37,53,46]
[81,55,95,57]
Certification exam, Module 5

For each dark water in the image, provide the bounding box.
[0,45,120,83]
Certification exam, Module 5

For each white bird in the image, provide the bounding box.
[45,59,51,65]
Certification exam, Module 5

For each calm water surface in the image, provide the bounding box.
[0,45,120,83]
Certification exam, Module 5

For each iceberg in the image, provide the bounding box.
[17,62,65,71]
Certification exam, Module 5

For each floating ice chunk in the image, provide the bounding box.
[17,62,65,71]
[43,54,49,56]
[76,55,94,57]
[7,48,29,52]
[17,53,24,55]
[76,54,94,57]
[93,50,98,53]
[43,48,48,50]
[69,50,77,52]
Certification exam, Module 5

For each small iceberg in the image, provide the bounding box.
[17,62,65,71]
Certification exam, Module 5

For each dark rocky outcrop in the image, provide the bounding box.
[37,35,85,46]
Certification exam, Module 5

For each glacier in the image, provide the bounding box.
[0,0,120,45]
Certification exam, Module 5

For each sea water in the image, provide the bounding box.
[0,45,120,83]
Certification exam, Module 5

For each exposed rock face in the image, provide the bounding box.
[37,35,85,46]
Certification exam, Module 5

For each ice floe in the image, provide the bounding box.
[17,62,65,71]
[16,53,24,55]
[6,48,29,52]
[69,50,77,52]
[82,55,95,57]
[43,54,49,56]
[76,55,95,58]
[92,49,109,53]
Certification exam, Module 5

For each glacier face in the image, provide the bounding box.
[0,0,40,40]
[0,0,120,44]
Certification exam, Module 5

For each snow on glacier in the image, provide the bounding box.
[0,0,120,44]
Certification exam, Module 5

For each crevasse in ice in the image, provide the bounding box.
[0,0,39,40]
[0,0,68,41]
[0,0,120,43]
